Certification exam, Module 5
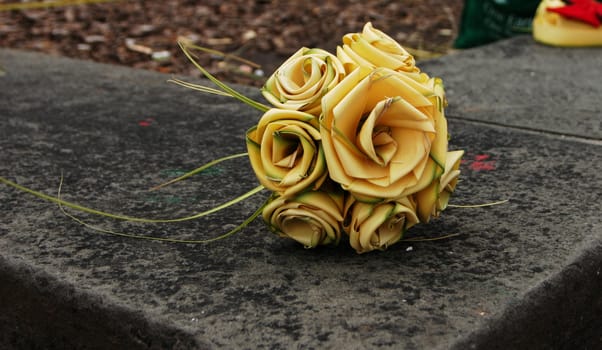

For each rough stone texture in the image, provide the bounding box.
[1,37,601,349]
[421,35,602,140]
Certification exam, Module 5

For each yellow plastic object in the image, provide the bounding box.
[533,0,602,46]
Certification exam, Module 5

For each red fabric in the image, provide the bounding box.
[547,0,602,27]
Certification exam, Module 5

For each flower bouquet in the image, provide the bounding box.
[1,22,465,254]
[187,22,464,253]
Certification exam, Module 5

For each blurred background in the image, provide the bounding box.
[0,0,464,86]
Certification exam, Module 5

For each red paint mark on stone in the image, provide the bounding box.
[470,161,496,171]
[138,117,155,127]
[463,153,497,171]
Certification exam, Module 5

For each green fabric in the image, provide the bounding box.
[454,0,541,48]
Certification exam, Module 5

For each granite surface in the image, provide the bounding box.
[1,37,601,349]
[422,35,602,140]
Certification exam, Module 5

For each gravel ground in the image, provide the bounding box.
[0,0,464,86]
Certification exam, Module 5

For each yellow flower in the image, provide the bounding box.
[247,109,327,197]
[337,22,419,75]
[262,47,346,116]
[320,67,448,201]
[262,189,344,248]
[343,196,419,254]
[414,150,464,223]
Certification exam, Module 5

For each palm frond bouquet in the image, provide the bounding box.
[185,22,464,254]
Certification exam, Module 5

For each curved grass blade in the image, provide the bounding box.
[448,199,509,208]
[402,232,462,242]
[178,41,269,112]
[58,189,269,244]
[150,152,248,191]
[168,78,233,97]
[0,175,265,223]
[179,43,261,69]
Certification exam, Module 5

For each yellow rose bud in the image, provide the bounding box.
[415,150,464,223]
[262,190,344,248]
[337,22,419,75]
[343,196,419,254]
[247,109,328,197]
[262,47,346,116]
[320,67,448,201]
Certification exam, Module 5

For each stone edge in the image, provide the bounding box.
[450,239,602,350]
[0,255,209,350]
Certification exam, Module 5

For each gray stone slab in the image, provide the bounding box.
[1,48,601,349]
[420,36,602,140]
